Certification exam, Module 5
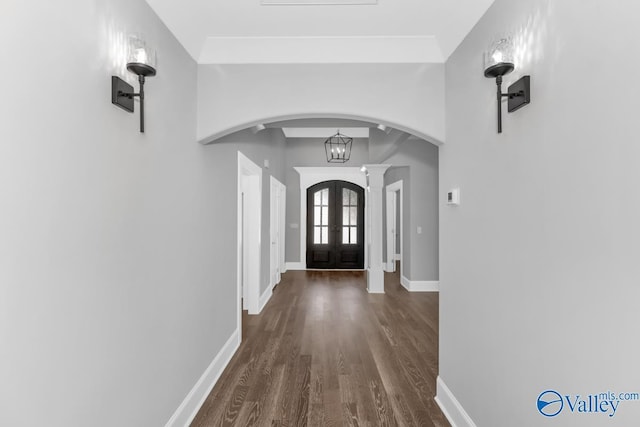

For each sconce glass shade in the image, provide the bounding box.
[324,131,352,163]
[126,35,157,77]
[484,37,515,78]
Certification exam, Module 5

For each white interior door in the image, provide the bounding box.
[270,177,286,287]
[386,190,397,272]
[385,180,403,276]
[270,178,279,287]
[240,191,246,302]
[238,152,262,316]
[279,183,286,275]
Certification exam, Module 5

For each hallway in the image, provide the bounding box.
[192,268,448,426]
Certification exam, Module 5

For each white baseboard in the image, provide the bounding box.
[400,275,439,292]
[435,376,477,427]
[258,286,273,313]
[285,262,305,270]
[385,255,402,271]
[165,329,241,427]
[384,261,395,272]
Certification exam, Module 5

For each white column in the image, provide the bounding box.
[362,164,390,293]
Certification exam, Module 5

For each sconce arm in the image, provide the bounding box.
[502,91,525,99]
[118,91,142,99]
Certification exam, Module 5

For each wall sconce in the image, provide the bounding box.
[251,124,267,134]
[112,35,157,133]
[484,37,530,133]
[376,124,392,134]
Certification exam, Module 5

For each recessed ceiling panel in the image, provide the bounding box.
[262,0,376,4]
[283,127,370,138]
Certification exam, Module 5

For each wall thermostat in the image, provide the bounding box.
[447,188,460,206]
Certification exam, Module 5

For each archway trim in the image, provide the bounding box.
[198,113,444,147]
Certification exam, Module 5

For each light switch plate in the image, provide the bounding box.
[447,188,460,206]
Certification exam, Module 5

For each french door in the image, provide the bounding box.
[306,181,364,269]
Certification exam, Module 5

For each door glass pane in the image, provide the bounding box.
[350,207,357,225]
[343,189,355,206]
[315,189,329,206]
[343,227,349,244]
[314,188,330,244]
[343,207,349,225]
[350,190,357,205]
[350,226,357,244]
[314,226,330,244]
[321,188,328,206]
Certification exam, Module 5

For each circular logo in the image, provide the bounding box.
[537,390,563,417]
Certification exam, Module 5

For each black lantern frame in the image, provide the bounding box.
[324,131,352,163]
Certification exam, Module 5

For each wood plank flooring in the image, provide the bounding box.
[191,265,449,427]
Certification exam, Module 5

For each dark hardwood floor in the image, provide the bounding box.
[191,265,449,427]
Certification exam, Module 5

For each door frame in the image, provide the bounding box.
[385,188,397,272]
[270,176,286,288]
[279,182,286,276]
[385,180,403,276]
[294,167,367,270]
[237,152,262,323]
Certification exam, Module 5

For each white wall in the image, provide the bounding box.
[197,64,445,145]
[382,140,439,282]
[208,129,287,295]
[0,0,248,425]
[440,0,640,425]
[369,128,409,163]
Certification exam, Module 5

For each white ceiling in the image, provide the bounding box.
[144,0,495,64]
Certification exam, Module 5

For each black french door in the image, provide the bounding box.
[306,181,364,269]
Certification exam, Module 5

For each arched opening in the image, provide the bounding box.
[198,113,443,147]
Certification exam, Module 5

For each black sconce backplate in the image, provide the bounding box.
[111,76,134,113]
[507,76,531,113]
